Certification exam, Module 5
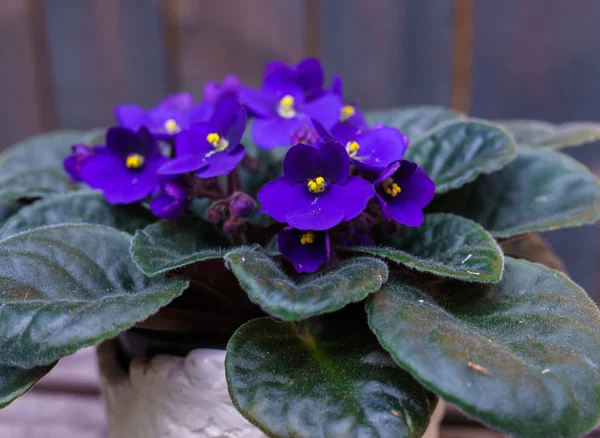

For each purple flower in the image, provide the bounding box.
[258,142,374,230]
[265,58,325,99]
[150,176,191,219]
[115,93,212,140]
[79,127,167,204]
[158,98,247,178]
[64,144,98,182]
[277,227,330,273]
[373,160,435,226]
[203,75,242,104]
[239,61,341,149]
[313,115,408,174]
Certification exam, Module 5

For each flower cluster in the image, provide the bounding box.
[64,58,435,274]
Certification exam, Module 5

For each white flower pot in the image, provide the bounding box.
[97,339,445,438]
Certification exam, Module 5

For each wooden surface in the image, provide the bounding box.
[0,348,599,437]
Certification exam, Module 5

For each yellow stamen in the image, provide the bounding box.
[307,176,326,194]
[164,119,181,134]
[206,132,229,152]
[277,94,296,119]
[346,140,360,158]
[340,105,356,122]
[125,153,145,169]
[382,178,401,197]
[300,231,315,245]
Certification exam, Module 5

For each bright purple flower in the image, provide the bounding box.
[115,93,212,140]
[265,58,325,99]
[373,160,435,226]
[150,177,191,219]
[258,142,374,230]
[277,227,330,273]
[313,112,408,174]
[239,61,341,149]
[158,98,247,178]
[79,127,167,204]
[64,144,98,182]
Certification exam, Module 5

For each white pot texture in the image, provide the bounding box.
[97,340,445,438]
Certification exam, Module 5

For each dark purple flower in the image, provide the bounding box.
[277,227,330,273]
[158,98,247,178]
[373,160,435,226]
[64,144,98,182]
[150,176,191,219]
[239,61,341,149]
[115,93,212,140]
[258,142,374,230]
[79,127,167,204]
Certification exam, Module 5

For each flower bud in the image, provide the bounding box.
[379,220,401,235]
[206,202,227,224]
[349,212,376,234]
[223,217,245,235]
[229,192,255,218]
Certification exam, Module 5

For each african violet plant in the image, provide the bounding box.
[1,57,600,438]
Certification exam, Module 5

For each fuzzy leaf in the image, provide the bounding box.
[0,191,155,238]
[352,214,503,283]
[499,120,600,149]
[365,106,465,139]
[0,224,189,367]
[0,364,54,408]
[226,314,437,438]
[431,149,600,237]
[367,258,600,438]
[0,130,87,200]
[406,120,518,193]
[131,216,228,276]
[225,247,388,320]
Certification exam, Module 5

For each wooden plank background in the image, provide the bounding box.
[1,1,600,434]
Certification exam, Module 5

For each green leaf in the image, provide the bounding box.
[352,214,503,283]
[499,120,600,149]
[131,216,228,276]
[0,202,21,226]
[226,314,437,438]
[0,191,155,238]
[0,130,87,200]
[225,247,388,320]
[365,106,465,139]
[430,149,600,237]
[367,258,600,438]
[406,120,518,194]
[0,364,54,408]
[0,224,189,367]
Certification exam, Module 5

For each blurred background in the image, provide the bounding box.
[1,1,600,435]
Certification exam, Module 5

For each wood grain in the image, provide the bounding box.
[471,0,600,298]
[321,0,453,109]
[170,0,305,99]
[43,0,166,129]
[0,2,46,149]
